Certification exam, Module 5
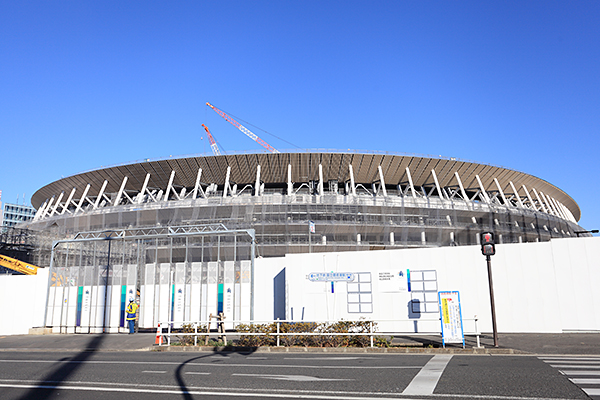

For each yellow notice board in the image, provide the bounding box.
[438,291,464,347]
[0,254,39,275]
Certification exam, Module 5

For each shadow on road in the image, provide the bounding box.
[18,334,105,400]
[174,348,258,400]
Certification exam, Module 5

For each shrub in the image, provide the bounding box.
[174,323,207,346]
[235,319,380,348]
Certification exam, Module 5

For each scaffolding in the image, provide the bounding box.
[45,224,256,333]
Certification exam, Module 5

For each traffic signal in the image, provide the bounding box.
[481,232,495,256]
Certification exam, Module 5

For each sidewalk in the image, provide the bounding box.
[0,332,598,354]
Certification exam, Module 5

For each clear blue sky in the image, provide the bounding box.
[1,1,599,231]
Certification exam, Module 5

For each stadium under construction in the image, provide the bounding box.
[26,150,581,257]
[5,104,596,335]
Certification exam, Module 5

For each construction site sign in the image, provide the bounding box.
[0,254,39,275]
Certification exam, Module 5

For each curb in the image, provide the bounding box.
[151,345,527,355]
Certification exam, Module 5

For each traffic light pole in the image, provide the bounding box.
[486,254,499,347]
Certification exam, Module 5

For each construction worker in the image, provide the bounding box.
[126,298,139,334]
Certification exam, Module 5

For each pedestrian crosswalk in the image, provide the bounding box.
[539,356,600,399]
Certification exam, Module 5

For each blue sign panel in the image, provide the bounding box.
[307,272,355,282]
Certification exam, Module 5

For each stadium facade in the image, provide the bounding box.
[26,150,581,257]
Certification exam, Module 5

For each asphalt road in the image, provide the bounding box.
[0,351,595,400]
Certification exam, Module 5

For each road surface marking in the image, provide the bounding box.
[142,370,166,373]
[402,354,452,395]
[549,364,600,369]
[284,357,378,360]
[0,359,418,369]
[569,378,600,384]
[0,381,577,399]
[561,370,600,376]
[232,373,353,382]
[541,356,600,399]
[540,357,600,361]
[185,372,211,375]
[545,360,600,364]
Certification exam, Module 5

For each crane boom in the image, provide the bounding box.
[206,102,279,153]
[201,124,221,155]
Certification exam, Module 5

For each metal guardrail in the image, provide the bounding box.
[157,316,482,349]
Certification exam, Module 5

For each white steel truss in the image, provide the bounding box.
[34,163,576,225]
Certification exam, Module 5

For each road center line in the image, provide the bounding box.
[402,354,453,396]
[142,370,166,374]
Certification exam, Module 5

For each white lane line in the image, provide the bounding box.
[142,370,166,374]
[540,357,600,361]
[402,354,452,396]
[284,357,375,360]
[561,370,600,376]
[549,364,600,369]
[185,372,211,375]
[232,373,353,382]
[544,360,600,364]
[583,388,600,396]
[0,381,578,399]
[569,378,600,384]
[0,359,416,369]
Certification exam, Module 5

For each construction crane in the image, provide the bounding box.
[206,102,279,153]
[0,254,39,275]
[201,124,221,156]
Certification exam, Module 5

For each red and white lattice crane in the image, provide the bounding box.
[201,124,221,156]
[206,102,279,153]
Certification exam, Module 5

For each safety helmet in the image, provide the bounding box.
[129,298,134,302]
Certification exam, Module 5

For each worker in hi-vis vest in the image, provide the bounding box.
[126,298,139,334]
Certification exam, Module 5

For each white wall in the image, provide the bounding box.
[253,257,286,321]
[284,237,600,333]
[0,268,48,335]
[1,237,598,335]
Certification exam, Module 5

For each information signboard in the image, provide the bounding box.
[438,291,464,347]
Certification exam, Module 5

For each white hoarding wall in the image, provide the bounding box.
[252,257,287,322]
[0,237,598,335]
[283,237,600,333]
[0,268,49,335]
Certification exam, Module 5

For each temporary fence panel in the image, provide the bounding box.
[190,262,202,323]
[173,263,186,327]
[140,263,155,328]
[206,262,218,319]
[158,263,170,326]
[241,260,251,321]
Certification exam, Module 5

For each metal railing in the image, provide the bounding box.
[156,316,482,348]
